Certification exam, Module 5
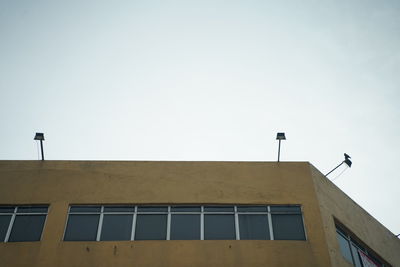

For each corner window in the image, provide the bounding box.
[336,224,387,267]
[0,205,48,242]
[337,230,354,263]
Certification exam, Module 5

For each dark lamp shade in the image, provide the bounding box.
[276,132,286,140]
[344,158,352,168]
[34,133,45,141]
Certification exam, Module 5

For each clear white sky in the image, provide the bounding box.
[0,1,399,235]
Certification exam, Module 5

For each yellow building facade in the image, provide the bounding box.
[0,161,399,267]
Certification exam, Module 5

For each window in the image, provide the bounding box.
[64,205,306,241]
[203,206,235,240]
[271,206,306,240]
[64,206,100,241]
[135,215,167,240]
[101,214,132,241]
[336,224,388,267]
[237,205,269,240]
[170,206,200,240]
[239,215,269,240]
[337,230,354,263]
[0,205,48,242]
[204,214,235,240]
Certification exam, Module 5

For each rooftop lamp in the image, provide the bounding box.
[34,132,45,160]
[276,132,286,162]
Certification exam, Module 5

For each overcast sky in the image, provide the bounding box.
[0,1,399,235]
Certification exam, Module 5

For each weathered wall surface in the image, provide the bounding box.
[0,161,329,267]
[310,164,400,267]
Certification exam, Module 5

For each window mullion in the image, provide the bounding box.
[234,206,240,240]
[300,207,307,241]
[96,206,104,241]
[166,206,171,240]
[267,206,274,240]
[131,206,137,241]
[4,207,17,242]
[200,206,204,240]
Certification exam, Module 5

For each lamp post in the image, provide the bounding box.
[34,133,45,161]
[276,132,286,162]
[325,153,352,176]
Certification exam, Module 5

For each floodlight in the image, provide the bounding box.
[276,132,286,140]
[326,153,352,177]
[344,158,352,168]
[34,133,45,141]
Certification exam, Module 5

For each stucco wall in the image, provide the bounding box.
[310,164,400,267]
[0,161,329,266]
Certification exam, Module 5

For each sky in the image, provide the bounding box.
[0,1,399,235]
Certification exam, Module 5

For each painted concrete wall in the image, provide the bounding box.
[310,165,400,267]
[0,160,355,266]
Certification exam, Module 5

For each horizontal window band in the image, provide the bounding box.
[63,204,306,242]
[0,206,49,214]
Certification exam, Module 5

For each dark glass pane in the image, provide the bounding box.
[70,206,101,213]
[171,206,201,212]
[64,214,99,241]
[17,206,48,213]
[367,253,382,266]
[137,206,168,212]
[204,215,235,240]
[135,215,167,240]
[272,214,305,240]
[0,216,11,241]
[204,206,234,212]
[239,215,269,240]
[336,232,353,263]
[8,215,46,242]
[170,215,200,240]
[336,228,348,241]
[349,237,363,250]
[100,215,132,241]
[351,243,362,267]
[0,207,15,213]
[103,206,134,212]
[237,206,267,212]
[270,206,301,213]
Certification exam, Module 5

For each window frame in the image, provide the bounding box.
[0,205,49,242]
[63,204,307,241]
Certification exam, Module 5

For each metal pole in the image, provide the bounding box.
[325,161,344,176]
[277,139,281,162]
[40,140,44,161]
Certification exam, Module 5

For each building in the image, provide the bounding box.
[0,160,399,267]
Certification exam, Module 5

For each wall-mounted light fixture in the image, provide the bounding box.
[326,153,352,176]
